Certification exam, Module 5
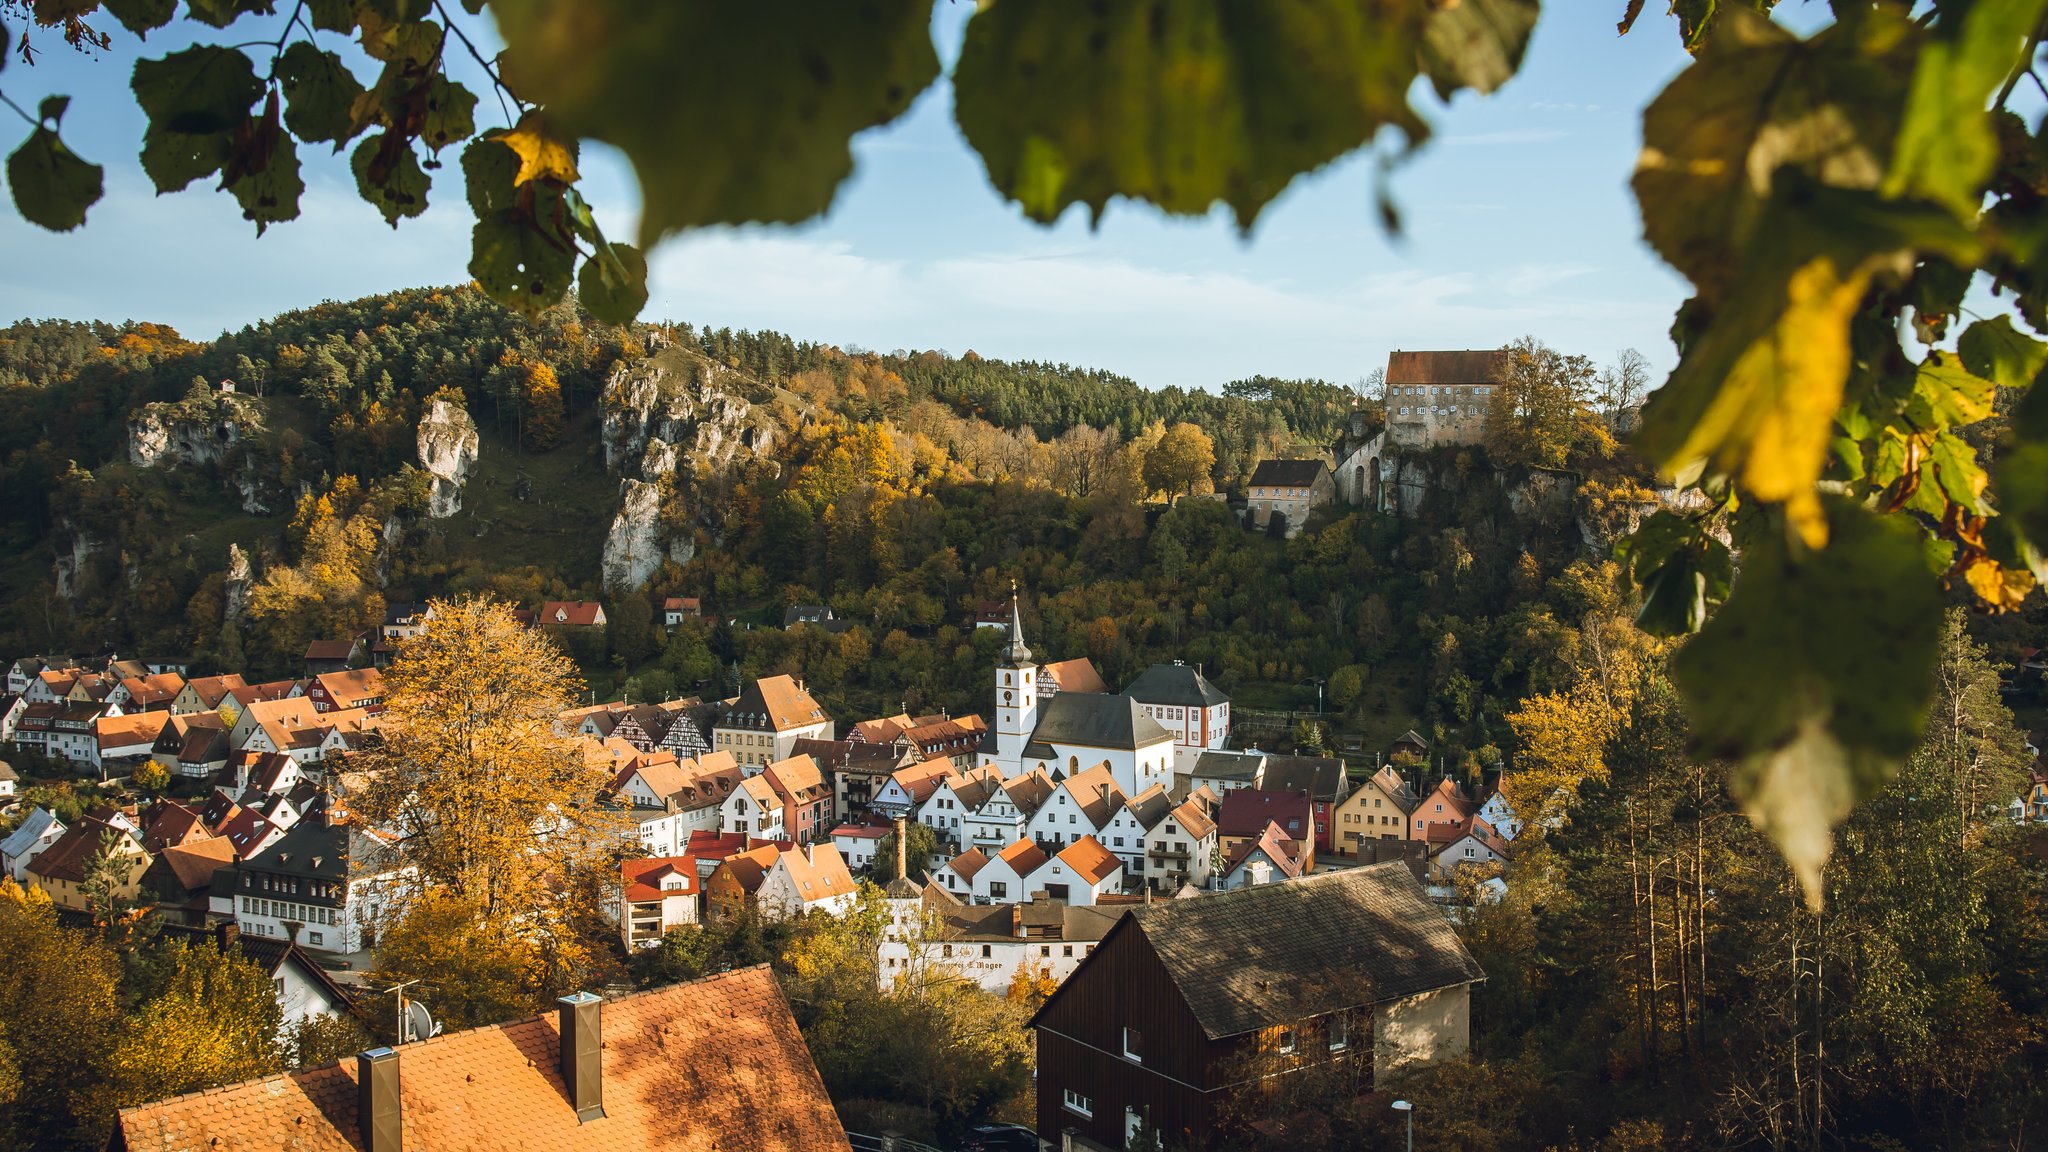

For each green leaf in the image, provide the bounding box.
[460,136,520,215]
[133,46,264,135]
[305,0,358,32]
[577,242,648,325]
[351,133,430,225]
[1620,510,1731,637]
[37,95,69,123]
[492,0,939,246]
[420,75,477,154]
[102,0,176,36]
[1671,496,1942,908]
[140,126,233,191]
[954,0,1437,231]
[1958,315,2048,391]
[221,98,303,234]
[469,204,575,317]
[1633,6,1915,302]
[276,42,366,145]
[1907,353,1996,428]
[184,0,276,29]
[1420,0,1540,99]
[8,124,103,232]
[1926,431,1988,513]
[1885,0,2048,218]
[1635,179,1973,546]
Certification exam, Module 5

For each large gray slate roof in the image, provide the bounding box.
[1030,692,1170,750]
[1121,663,1229,709]
[1129,862,1484,1039]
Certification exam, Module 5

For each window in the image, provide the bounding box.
[1329,1016,1349,1051]
[981,944,992,958]
[1063,1089,1093,1118]
[1063,944,1074,957]
[989,882,1008,899]
[1277,1028,1297,1054]
[1041,945,1052,957]
[308,931,324,946]
[1123,1026,1144,1062]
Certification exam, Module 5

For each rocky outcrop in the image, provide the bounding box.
[129,390,266,469]
[597,348,784,591]
[223,543,252,624]
[53,530,98,599]
[416,399,480,519]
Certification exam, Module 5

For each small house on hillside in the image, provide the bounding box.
[662,596,702,626]
[1244,459,1334,539]
[1032,863,1485,1149]
[540,600,607,628]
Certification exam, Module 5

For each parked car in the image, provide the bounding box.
[960,1125,1039,1152]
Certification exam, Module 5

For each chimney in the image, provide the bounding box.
[894,815,908,881]
[558,992,604,1123]
[215,920,240,950]
[356,1047,401,1152]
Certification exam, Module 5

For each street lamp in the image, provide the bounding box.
[1390,1099,1413,1152]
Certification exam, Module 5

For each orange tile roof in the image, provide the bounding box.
[182,674,248,708]
[1056,835,1122,886]
[764,754,827,805]
[1041,657,1110,694]
[728,675,829,732]
[780,844,857,903]
[313,667,384,704]
[115,966,849,1152]
[120,672,185,707]
[621,855,698,902]
[541,599,606,627]
[888,759,957,805]
[944,847,990,885]
[96,710,171,749]
[996,838,1049,876]
[157,836,237,890]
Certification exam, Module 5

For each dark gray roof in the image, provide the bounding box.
[1192,750,1265,782]
[1129,862,1484,1038]
[1121,663,1228,709]
[1247,459,1330,488]
[1029,692,1170,751]
[240,814,401,890]
[1261,755,1351,803]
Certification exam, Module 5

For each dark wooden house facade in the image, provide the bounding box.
[1031,862,1485,1149]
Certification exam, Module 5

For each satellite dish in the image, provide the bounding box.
[404,1001,441,1043]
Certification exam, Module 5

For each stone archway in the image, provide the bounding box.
[1367,457,1381,509]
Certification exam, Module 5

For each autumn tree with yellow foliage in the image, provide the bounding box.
[357,596,629,1015]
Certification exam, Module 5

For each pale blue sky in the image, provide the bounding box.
[0,4,1710,389]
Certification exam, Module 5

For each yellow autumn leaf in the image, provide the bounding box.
[1961,554,2035,612]
[496,113,580,187]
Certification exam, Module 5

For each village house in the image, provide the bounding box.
[229,804,412,954]
[1427,816,1514,882]
[1121,661,1231,771]
[302,637,366,676]
[110,671,185,712]
[720,775,787,841]
[761,753,832,843]
[797,735,920,817]
[1217,788,1317,873]
[936,846,989,898]
[961,769,1056,855]
[540,599,607,628]
[1478,788,1524,840]
[1026,762,1128,851]
[1032,863,1486,1149]
[1260,754,1352,856]
[91,710,172,776]
[1142,795,1219,892]
[1026,835,1125,907]
[170,673,247,715]
[1244,458,1336,538]
[971,838,1050,905]
[305,667,386,714]
[143,837,238,924]
[662,595,702,626]
[1331,764,1421,854]
[871,758,960,822]
[161,921,358,1029]
[705,842,857,923]
[1098,783,1172,877]
[712,674,834,767]
[919,764,1008,848]
[831,823,892,873]
[44,701,116,768]
[1410,777,1478,840]
[1040,656,1113,696]
[0,806,64,881]
[975,600,1011,630]
[1189,748,1267,796]
[113,968,852,1152]
[619,855,698,949]
[27,811,150,911]
[880,886,1132,991]
[1217,821,1307,889]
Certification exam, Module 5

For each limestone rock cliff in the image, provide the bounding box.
[598,348,788,591]
[129,390,266,469]
[416,399,480,519]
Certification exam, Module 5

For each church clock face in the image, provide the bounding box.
[1003,690,1013,704]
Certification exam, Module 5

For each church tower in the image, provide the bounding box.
[992,582,1037,774]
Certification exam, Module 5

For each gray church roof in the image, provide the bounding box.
[1122,662,1228,709]
[1029,692,1170,751]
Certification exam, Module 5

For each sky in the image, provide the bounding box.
[0,5,1710,391]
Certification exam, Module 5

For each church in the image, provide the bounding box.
[976,592,1180,801]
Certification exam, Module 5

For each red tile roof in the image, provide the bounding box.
[1386,349,1505,386]
[541,599,606,627]
[114,966,849,1152]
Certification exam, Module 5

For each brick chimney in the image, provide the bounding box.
[214,920,240,950]
[558,992,604,1122]
[894,815,907,881]
[356,1047,400,1152]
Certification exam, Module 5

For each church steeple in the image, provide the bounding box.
[1001,580,1034,667]
[990,579,1038,775]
